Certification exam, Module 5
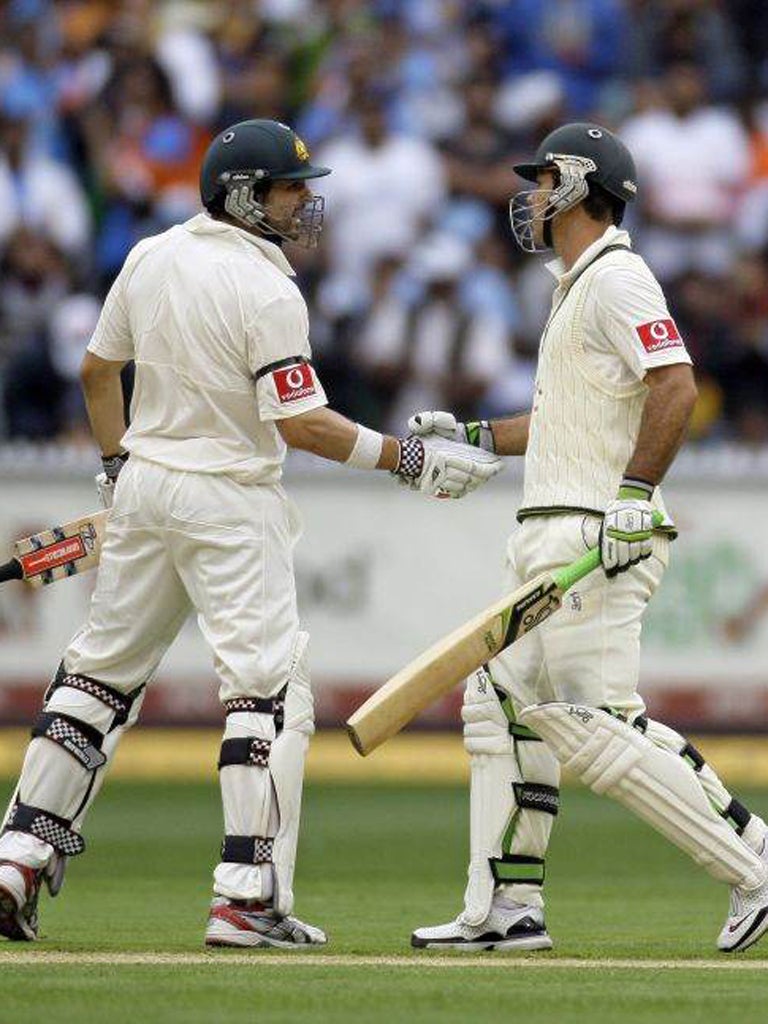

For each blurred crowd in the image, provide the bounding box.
[1,0,768,445]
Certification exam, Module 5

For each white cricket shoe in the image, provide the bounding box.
[411,897,552,952]
[0,860,41,941]
[204,897,327,949]
[718,838,768,953]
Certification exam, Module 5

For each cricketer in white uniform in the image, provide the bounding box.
[0,119,501,947]
[410,123,768,954]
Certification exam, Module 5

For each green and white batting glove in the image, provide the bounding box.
[600,477,655,579]
[407,411,496,454]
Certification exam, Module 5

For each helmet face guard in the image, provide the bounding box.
[509,153,597,253]
[220,170,326,248]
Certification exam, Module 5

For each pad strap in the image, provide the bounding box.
[31,712,106,772]
[221,835,274,865]
[45,663,140,728]
[680,742,706,772]
[4,803,85,856]
[223,685,286,733]
[218,737,272,770]
[492,684,543,742]
[489,854,545,886]
[722,799,751,835]
[513,782,559,817]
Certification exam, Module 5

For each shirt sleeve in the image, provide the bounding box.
[87,271,134,361]
[248,295,328,421]
[593,260,692,379]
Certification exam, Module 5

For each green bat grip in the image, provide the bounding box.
[551,511,665,593]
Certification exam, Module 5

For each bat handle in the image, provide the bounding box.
[0,559,23,584]
[551,511,666,594]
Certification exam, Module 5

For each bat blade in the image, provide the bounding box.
[346,547,603,757]
[1,510,109,588]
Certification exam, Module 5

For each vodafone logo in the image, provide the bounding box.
[273,363,317,403]
[635,318,683,354]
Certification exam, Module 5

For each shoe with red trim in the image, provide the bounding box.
[204,897,327,949]
[0,860,42,941]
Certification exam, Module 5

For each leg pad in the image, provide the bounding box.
[519,702,765,888]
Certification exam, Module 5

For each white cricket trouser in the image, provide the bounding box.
[65,456,302,702]
[492,514,670,715]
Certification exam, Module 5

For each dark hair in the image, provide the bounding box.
[583,181,625,226]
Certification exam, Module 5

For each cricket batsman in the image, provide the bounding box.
[0,119,501,947]
[409,123,768,953]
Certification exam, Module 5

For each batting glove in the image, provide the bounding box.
[95,451,129,509]
[600,478,655,578]
[407,410,496,454]
[394,435,503,499]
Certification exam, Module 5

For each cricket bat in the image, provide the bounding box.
[0,511,108,589]
[346,512,663,756]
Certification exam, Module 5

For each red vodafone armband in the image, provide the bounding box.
[255,356,328,420]
[634,318,683,355]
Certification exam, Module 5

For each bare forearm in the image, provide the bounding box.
[277,407,399,470]
[625,369,697,485]
[489,413,530,456]
[82,374,127,455]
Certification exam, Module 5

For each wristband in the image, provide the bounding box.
[101,451,129,483]
[464,420,496,454]
[618,475,654,501]
[345,425,384,470]
[394,436,424,480]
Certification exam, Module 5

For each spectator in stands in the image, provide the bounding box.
[488,0,628,116]
[0,229,72,439]
[0,95,90,257]
[718,255,768,442]
[83,56,209,285]
[316,91,446,316]
[734,96,768,252]
[0,0,765,445]
[46,293,102,442]
[621,62,750,281]
[356,233,512,432]
[440,74,520,211]
[210,1,288,127]
[627,0,747,103]
[0,230,69,372]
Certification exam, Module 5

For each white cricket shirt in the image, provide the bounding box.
[87,212,327,484]
[521,225,692,517]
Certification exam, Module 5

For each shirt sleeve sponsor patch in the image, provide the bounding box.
[273,363,317,403]
[635,318,683,354]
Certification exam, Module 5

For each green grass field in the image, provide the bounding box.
[1,778,767,1024]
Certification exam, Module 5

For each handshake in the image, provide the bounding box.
[395,410,503,500]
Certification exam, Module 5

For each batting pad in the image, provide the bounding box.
[518,703,766,889]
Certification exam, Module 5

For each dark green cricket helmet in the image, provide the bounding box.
[514,122,637,205]
[200,119,331,209]
[510,122,637,252]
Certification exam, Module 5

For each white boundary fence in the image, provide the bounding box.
[1,447,767,729]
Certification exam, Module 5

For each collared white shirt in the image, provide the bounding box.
[87,213,327,484]
[544,224,692,388]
